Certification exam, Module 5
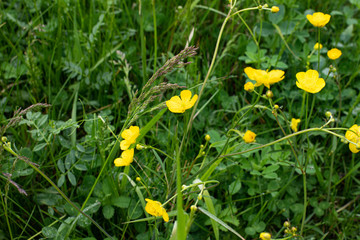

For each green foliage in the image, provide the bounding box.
[1,0,360,240]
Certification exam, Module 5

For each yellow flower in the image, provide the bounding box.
[145,198,169,222]
[260,232,272,240]
[166,90,198,113]
[345,124,360,153]
[243,130,256,143]
[120,126,140,150]
[291,118,301,132]
[244,67,285,89]
[271,6,279,13]
[114,148,134,167]
[327,48,342,60]
[306,12,331,27]
[314,42,323,50]
[244,82,255,92]
[296,69,325,93]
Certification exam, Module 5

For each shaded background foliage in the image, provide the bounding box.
[1,0,360,239]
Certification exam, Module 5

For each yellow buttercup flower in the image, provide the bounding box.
[145,198,169,222]
[259,232,272,240]
[345,124,360,153]
[244,67,285,89]
[327,48,342,60]
[114,148,134,167]
[296,69,325,93]
[244,82,255,92]
[291,118,301,132]
[271,6,279,13]
[166,90,198,113]
[120,126,140,150]
[243,130,256,143]
[314,42,323,50]
[306,12,331,27]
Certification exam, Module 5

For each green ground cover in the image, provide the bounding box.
[1,0,360,239]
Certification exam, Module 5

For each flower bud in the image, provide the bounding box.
[205,134,211,141]
[263,4,269,8]
[291,227,297,232]
[190,205,197,212]
[197,195,202,200]
[136,177,141,182]
[200,144,204,149]
[259,232,271,240]
[325,111,332,118]
[266,90,274,98]
[283,221,290,228]
[274,104,279,110]
[271,6,279,13]
[314,42,323,50]
[1,136,7,142]
[136,144,145,150]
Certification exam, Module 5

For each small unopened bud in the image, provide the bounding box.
[274,104,279,110]
[201,151,206,155]
[263,4,269,8]
[205,134,211,141]
[266,90,274,98]
[325,111,332,118]
[284,229,290,234]
[136,144,144,150]
[283,221,290,228]
[190,205,197,212]
[1,136,7,142]
[182,185,187,190]
[200,144,204,149]
[197,195,202,200]
[271,6,279,13]
[291,227,297,232]
[136,177,141,182]
[314,42,323,50]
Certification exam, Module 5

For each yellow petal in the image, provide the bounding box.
[244,67,258,80]
[305,69,319,80]
[268,70,285,83]
[120,140,130,150]
[166,96,185,113]
[349,143,359,153]
[121,128,132,139]
[180,90,192,102]
[184,94,198,110]
[162,209,169,222]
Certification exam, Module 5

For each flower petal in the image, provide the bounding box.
[349,143,360,153]
[166,96,185,113]
[180,90,192,102]
[120,140,130,150]
[184,94,198,110]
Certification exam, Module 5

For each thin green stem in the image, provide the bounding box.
[317,27,320,72]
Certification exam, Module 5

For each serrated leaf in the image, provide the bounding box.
[103,205,114,219]
[67,171,77,186]
[33,143,47,152]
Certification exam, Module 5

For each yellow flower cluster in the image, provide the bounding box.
[345,124,360,153]
[244,67,285,89]
[166,90,198,113]
[145,198,169,222]
[114,126,140,167]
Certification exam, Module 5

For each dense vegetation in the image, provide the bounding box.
[1,0,360,239]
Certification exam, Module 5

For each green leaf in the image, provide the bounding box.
[228,179,241,195]
[33,143,47,152]
[75,164,88,171]
[136,108,167,143]
[198,207,245,239]
[103,205,115,219]
[67,171,77,186]
[57,175,65,187]
[112,196,131,208]
[57,159,65,173]
[263,165,279,174]
[42,226,57,238]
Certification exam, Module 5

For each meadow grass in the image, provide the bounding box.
[1,0,360,239]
